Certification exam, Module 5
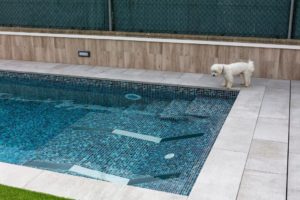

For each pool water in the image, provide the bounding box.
[0,71,238,195]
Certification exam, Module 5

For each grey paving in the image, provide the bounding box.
[288,81,300,200]
[259,87,290,120]
[238,79,290,200]
[0,162,43,188]
[214,116,257,153]
[245,139,287,174]
[237,170,286,200]
[188,149,247,200]
[228,86,265,119]
[288,153,300,200]
[253,117,289,143]
[290,81,300,154]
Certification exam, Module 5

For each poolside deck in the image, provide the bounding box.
[0,59,298,200]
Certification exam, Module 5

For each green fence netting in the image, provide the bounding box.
[293,0,300,39]
[0,0,297,39]
[0,0,108,30]
[113,0,291,38]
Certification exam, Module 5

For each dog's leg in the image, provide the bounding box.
[225,74,234,89]
[240,73,245,85]
[226,81,233,89]
[247,74,252,87]
[244,72,251,87]
[222,79,227,87]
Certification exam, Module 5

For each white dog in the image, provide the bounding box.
[211,60,255,89]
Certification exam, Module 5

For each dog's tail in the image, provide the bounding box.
[248,60,255,72]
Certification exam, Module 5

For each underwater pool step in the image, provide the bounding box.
[162,133,204,142]
[24,160,73,171]
[69,165,180,185]
[144,101,170,114]
[71,126,111,133]
[185,97,211,117]
[123,101,169,116]
[55,100,123,112]
[112,129,204,143]
[112,129,162,143]
[122,108,155,117]
[160,100,191,120]
[160,99,211,120]
[69,165,130,185]
[128,172,181,185]
[185,97,232,117]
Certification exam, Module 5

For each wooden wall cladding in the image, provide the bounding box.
[0,34,299,80]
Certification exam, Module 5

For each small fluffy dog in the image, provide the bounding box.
[211,60,255,89]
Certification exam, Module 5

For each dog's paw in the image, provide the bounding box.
[245,82,251,87]
[225,85,232,89]
[226,83,233,89]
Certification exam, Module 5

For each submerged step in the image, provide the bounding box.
[112,129,162,143]
[161,133,204,142]
[55,100,120,112]
[144,101,170,115]
[112,129,204,143]
[128,172,181,185]
[24,160,73,171]
[185,97,231,117]
[160,100,192,120]
[69,165,180,186]
[160,99,210,120]
[71,126,110,133]
[69,165,130,185]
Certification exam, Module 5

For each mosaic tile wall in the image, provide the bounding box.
[0,70,238,195]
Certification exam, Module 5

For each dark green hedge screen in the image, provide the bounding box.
[0,0,299,39]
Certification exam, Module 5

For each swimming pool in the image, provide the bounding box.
[0,70,238,196]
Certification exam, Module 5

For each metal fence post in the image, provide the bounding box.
[288,0,295,39]
[108,0,113,31]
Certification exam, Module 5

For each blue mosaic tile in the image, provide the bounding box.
[0,70,238,196]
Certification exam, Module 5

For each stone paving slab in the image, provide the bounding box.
[245,139,287,174]
[288,153,300,200]
[0,162,43,188]
[253,117,289,143]
[237,170,286,200]
[288,81,300,200]
[259,88,290,119]
[238,78,290,200]
[188,149,247,200]
[214,116,258,153]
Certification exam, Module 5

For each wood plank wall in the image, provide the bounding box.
[0,34,300,80]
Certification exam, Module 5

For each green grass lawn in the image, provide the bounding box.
[0,185,69,200]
